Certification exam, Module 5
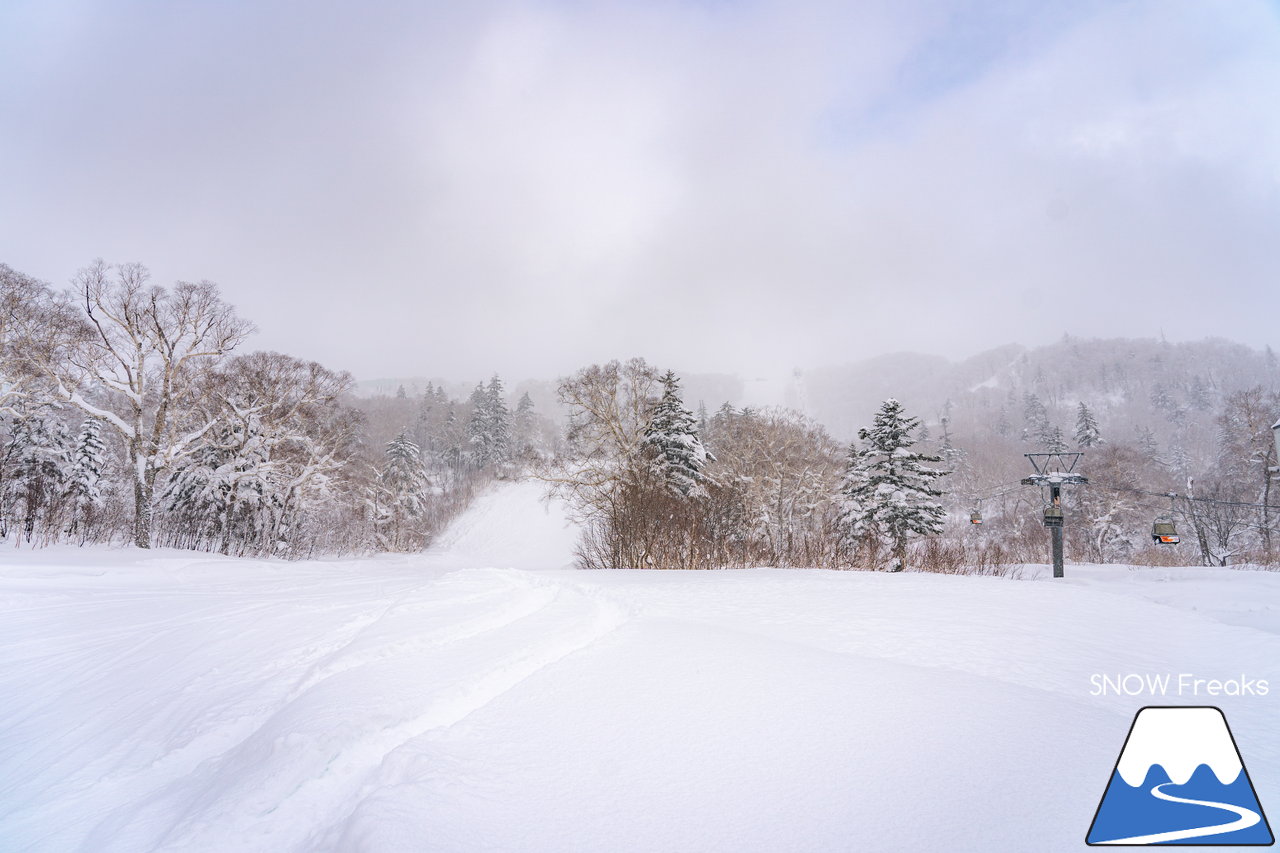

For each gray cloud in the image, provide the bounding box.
[2,0,1277,382]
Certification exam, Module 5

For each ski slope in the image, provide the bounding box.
[2,480,1279,852]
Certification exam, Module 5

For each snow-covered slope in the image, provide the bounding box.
[2,482,1278,852]
[424,479,578,570]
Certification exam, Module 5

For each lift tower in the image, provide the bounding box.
[1021,452,1088,578]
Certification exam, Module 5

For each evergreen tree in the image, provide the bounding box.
[1188,375,1213,412]
[485,375,511,464]
[996,406,1012,439]
[938,415,964,465]
[513,391,536,457]
[838,398,947,572]
[465,375,512,467]
[381,431,428,548]
[67,416,107,536]
[1167,443,1193,476]
[1074,402,1101,448]
[642,370,714,496]
[69,416,106,503]
[412,391,434,453]
[465,383,488,466]
[1045,425,1068,453]
[705,401,737,451]
[443,406,461,469]
[1136,426,1161,463]
[3,416,69,540]
[1022,392,1050,444]
[382,432,427,507]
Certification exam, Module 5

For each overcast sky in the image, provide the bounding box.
[2,0,1278,382]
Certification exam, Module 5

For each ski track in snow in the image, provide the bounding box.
[2,479,1279,852]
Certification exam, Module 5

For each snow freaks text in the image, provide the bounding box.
[1090,674,1270,697]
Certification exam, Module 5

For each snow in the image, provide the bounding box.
[423,479,579,570]
[3,481,1279,852]
[968,374,1000,392]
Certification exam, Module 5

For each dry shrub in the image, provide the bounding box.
[1130,544,1191,567]
[910,538,1023,578]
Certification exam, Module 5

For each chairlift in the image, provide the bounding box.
[1152,517,1179,545]
[969,510,983,525]
[1043,505,1063,528]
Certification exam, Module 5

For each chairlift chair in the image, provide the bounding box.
[969,510,983,525]
[1152,518,1179,545]
[1043,505,1064,528]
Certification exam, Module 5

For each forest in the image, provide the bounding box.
[3,260,1278,571]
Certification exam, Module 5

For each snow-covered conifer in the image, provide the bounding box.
[1023,392,1051,444]
[642,370,714,496]
[383,432,427,510]
[465,376,512,467]
[1045,425,1068,453]
[1136,426,1161,463]
[513,391,536,457]
[66,417,107,537]
[1074,402,1101,448]
[838,398,946,572]
[485,375,511,464]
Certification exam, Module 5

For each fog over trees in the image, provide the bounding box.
[4,258,1278,571]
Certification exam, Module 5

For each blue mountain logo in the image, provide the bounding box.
[1087,706,1273,846]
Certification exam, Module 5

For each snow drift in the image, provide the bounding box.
[2,481,1278,852]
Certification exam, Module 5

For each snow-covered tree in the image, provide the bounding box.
[1150,383,1176,413]
[485,375,511,464]
[513,391,536,458]
[1074,402,1101,448]
[37,261,254,548]
[68,417,106,506]
[383,432,427,509]
[65,416,107,539]
[1136,426,1161,463]
[642,370,714,497]
[465,375,512,468]
[1022,392,1050,444]
[995,406,1012,439]
[2,415,70,542]
[838,398,947,572]
[1188,375,1213,412]
[1045,425,1068,453]
[380,431,429,550]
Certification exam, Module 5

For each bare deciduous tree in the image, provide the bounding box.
[40,260,255,548]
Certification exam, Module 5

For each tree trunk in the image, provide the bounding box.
[132,443,156,549]
[1262,470,1273,561]
[890,535,906,572]
[133,476,152,548]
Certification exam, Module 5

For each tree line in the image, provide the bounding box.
[0,261,550,556]
[6,260,1275,569]
[543,358,949,571]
